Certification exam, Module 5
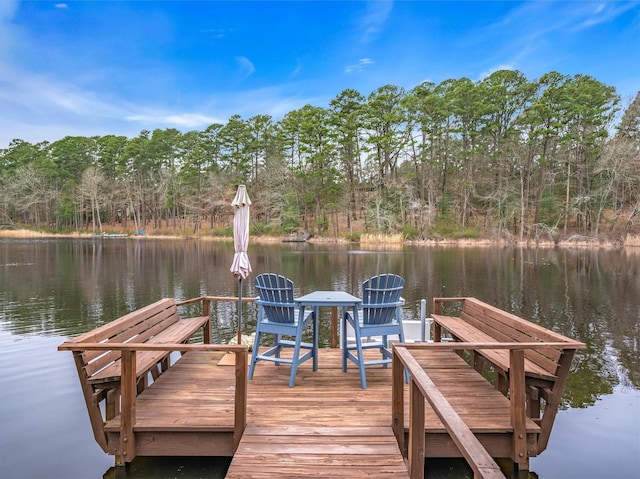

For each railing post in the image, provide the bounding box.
[433,299,442,342]
[510,349,527,470]
[330,306,340,349]
[391,347,405,454]
[203,298,211,344]
[119,349,136,464]
[420,299,428,342]
[233,347,248,451]
[408,378,425,479]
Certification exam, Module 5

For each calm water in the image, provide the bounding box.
[0,239,638,479]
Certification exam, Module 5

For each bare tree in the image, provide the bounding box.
[77,167,105,233]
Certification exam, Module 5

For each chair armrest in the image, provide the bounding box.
[255,298,296,308]
[358,300,405,309]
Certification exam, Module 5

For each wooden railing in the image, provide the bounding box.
[177,295,256,344]
[58,342,248,459]
[391,342,580,479]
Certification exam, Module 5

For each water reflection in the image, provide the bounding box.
[0,239,638,478]
[103,457,231,479]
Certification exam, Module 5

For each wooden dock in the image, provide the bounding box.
[59,295,585,478]
[85,347,543,478]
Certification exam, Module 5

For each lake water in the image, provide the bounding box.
[0,239,638,479]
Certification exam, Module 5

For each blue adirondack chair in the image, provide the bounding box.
[342,274,406,389]
[248,273,316,387]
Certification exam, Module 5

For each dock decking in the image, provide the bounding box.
[95,347,543,478]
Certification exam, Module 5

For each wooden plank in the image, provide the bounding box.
[79,299,177,365]
[226,425,408,478]
[461,302,561,373]
[82,306,178,376]
[69,298,176,343]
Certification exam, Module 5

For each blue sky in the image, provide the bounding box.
[1,1,638,147]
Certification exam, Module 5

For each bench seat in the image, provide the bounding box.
[431,314,556,382]
[67,298,209,387]
[88,314,209,385]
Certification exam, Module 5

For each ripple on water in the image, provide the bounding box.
[0,331,113,477]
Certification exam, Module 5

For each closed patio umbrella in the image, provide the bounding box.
[230,185,252,344]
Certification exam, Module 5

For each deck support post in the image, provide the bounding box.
[118,349,137,465]
[527,385,540,419]
[536,349,576,453]
[509,349,527,471]
[106,387,120,420]
[72,351,109,453]
[495,371,509,395]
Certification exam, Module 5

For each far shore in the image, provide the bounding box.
[1,228,638,249]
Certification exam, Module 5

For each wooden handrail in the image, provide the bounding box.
[392,341,587,475]
[58,343,248,352]
[392,341,586,350]
[203,295,256,302]
[393,344,513,479]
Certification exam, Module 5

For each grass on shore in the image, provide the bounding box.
[1,228,638,249]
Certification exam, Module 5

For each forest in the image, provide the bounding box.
[1,70,639,242]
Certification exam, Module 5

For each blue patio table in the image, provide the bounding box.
[295,291,362,367]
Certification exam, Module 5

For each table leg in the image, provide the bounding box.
[314,306,319,370]
[330,306,338,348]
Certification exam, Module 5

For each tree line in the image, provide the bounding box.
[1,70,639,241]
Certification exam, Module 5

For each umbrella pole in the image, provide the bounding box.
[237,277,243,344]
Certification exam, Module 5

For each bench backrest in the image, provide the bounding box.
[461,297,572,375]
[66,298,180,379]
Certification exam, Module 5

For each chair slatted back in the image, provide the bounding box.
[255,273,296,324]
[361,274,404,326]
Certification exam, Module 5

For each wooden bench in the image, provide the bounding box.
[63,297,211,452]
[431,297,585,453]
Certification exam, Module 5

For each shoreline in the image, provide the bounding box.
[1,228,638,249]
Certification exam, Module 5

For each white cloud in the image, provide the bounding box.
[236,56,256,79]
[290,63,302,78]
[0,58,321,146]
[126,112,222,128]
[0,0,19,60]
[478,64,516,81]
[357,0,394,44]
[55,3,68,9]
[0,64,223,144]
[201,28,228,39]
[345,58,374,74]
[570,1,639,32]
